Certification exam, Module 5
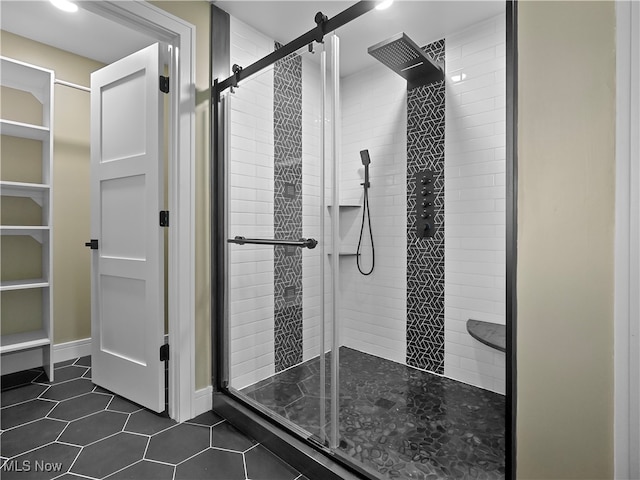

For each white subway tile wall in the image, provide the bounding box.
[444,13,506,394]
[301,56,324,361]
[339,63,408,364]
[226,13,506,394]
[228,17,276,389]
[228,18,326,388]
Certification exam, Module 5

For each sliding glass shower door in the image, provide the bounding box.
[223,35,340,447]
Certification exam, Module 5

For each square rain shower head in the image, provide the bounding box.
[368,33,444,90]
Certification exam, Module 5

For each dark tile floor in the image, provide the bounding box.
[243,347,505,480]
[0,357,306,480]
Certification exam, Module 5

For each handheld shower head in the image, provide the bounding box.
[360,150,371,189]
[360,149,371,166]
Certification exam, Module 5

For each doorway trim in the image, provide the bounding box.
[615,1,640,477]
[82,0,196,422]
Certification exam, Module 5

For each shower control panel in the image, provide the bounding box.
[416,170,436,238]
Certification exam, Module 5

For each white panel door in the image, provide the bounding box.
[90,43,165,412]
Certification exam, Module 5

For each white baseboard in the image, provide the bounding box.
[192,386,213,418]
[1,348,46,375]
[1,338,92,376]
[53,338,92,364]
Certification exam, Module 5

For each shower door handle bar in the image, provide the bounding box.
[228,236,318,249]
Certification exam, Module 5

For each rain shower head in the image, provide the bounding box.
[368,33,443,90]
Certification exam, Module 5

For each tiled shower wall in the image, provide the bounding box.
[227,18,323,389]
[337,15,505,393]
[444,14,506,393]
[227,14,505,393]
[339,64,407,364]
[228,17,276,389]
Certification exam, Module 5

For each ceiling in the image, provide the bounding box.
[0,0,504,78]
[0,1,156,65]
[213,0,504,77]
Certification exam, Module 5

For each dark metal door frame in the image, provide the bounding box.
[210,1,518,478]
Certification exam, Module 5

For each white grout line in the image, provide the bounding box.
[56,440,82,448]
[242,451,249,479]
[101,458,145,479]
[184,418,226,429]
[129,420,179,438]
[71,357,91,368]
[243,443,260,454]
[54,420,71,443]
[3,440,61,460]
[40,389,98,405]
[209,445,247,455]
[52,470,97,480]
[173,447,210,467]
[64,439,85,478]
[122,430,152,440]
[141,434,152,459]
[51,404,116,425]
[0,405,64,432]
[0,392,56,410]
[144,457,179,468]
[34,371,91,388]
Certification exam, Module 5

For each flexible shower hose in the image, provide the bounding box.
[357,186,375,275]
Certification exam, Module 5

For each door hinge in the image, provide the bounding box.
[160,211,169,227]
[160,344,169,362]
[159,76,169,94]
[84,239,99,249]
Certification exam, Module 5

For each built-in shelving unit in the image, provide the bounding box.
[0,56,54,380]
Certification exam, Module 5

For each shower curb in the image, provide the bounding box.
[213,392,367,480]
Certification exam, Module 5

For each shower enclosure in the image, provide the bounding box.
[212,2,513,479]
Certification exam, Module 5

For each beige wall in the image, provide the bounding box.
[517,2,615,478]
[1,31,103,343]
[150,1,211,390]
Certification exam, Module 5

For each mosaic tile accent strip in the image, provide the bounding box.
[242,347,505,479]
[406,39,446,373]
[273,42,303,372]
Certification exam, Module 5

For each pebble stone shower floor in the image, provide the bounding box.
[0,356,306,480]
[243,347,506,480]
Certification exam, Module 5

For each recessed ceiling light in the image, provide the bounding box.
[376,0,394,11]
[50,0,78,13]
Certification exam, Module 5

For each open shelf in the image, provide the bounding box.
[1,55,52,102]
[327,203,361,209]
[0,330,50,354]
[0,279,49,292]
[0,119,50,141]
[0,181,50,203]
[0,226,49,243]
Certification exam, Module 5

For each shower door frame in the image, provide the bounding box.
[211,1,519,479]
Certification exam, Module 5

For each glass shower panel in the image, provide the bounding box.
[224,41,336,444]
